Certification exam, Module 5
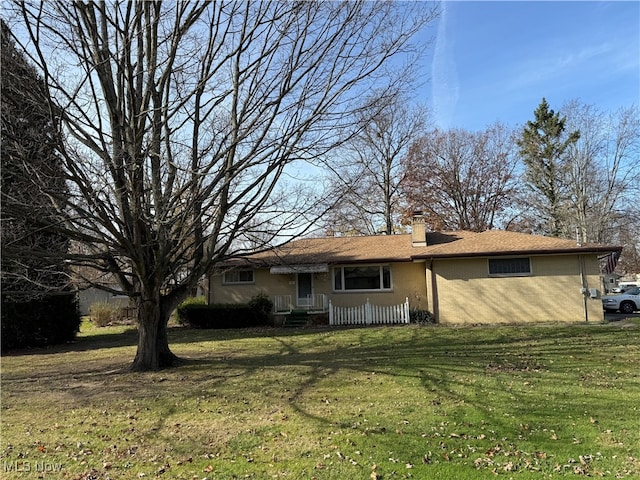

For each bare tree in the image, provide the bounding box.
[323,93,430,235]
[616,219,640,275]
[562,100,640,244]
[402,123,519,231]
[9,1,435,370]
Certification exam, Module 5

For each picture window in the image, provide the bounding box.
[333,265,392,291]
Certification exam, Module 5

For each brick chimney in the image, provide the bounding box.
[411,211,427,247]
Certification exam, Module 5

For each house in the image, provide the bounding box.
[601,272,622,294]
[208,214,621,325]
[72,267,131,316]
[77,286,130,316]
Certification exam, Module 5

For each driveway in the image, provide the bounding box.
[604,311,640,323]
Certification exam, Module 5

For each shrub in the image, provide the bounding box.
[88,302,136,326]
[178,295,273,329]
[410,308,435,325]
[1,292,81,349]
[176,296,206,325]
[247,293,274,323]
[89,302,119,327]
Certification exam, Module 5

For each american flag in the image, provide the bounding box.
[603,251,621,274]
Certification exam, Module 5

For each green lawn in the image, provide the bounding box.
[2,321,640,479]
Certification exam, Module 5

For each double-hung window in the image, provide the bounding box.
[333,265,392,291]
[223,269,254,284]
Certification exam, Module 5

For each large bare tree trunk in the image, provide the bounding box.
[132,291,182,371]
[11,1,437,370]
[132,304,171,371]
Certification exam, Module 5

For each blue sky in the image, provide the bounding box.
[418,1,640,131]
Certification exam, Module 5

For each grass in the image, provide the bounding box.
[1,320,640,479]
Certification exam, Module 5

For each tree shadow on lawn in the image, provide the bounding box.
[179,325,638,429]
[5,328,639,480]
[3,326,637,480]
[4,324,637,438]
[1,323,344,357]
[5,319,631,358]
[4,322,632,376]
[1,327,140,357]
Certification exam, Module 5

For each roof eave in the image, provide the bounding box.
[412,245,623,260]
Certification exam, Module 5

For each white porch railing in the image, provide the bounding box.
[329,297,410,326]
[273,294,328,313]
[274,295,293,313]
[305,294,329,312]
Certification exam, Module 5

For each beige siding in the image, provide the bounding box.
[209,268,290,304]
[210,262,429,309]
[211,254,604,324]
[327,262,428,308]
[431,254,604,324]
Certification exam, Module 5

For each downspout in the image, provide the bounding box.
[429,258,439,323]
[579,255,589,323]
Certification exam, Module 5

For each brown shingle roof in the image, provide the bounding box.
[229,230,620,267]
[420,230,620,258]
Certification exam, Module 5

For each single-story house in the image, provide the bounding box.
[77,286,130,316]
[208,214,621,325]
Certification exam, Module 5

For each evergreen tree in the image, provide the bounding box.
[1,20,79,348]
[516,98,580,237]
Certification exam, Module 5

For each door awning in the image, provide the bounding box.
[270,264,329,274]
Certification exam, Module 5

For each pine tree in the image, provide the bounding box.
[1,19,68,296]
[1,20,79,348]
[517,98,580,237]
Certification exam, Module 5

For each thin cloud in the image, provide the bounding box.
[431,3,459,129]
[508,42,622,91]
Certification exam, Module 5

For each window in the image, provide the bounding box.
[333,265,392,291]
[488,258,531,276]
[223,269,254,284]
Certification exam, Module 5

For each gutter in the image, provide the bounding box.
[410,246,623,261]
[427,257,439,324]
[579,255,589,324]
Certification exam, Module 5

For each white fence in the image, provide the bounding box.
[329,297,410,326]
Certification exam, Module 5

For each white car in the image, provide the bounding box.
[602,287,640,314]
[610,282,639,294]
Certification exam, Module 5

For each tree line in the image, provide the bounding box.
[321,95,639,273]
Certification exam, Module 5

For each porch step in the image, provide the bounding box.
[283,310,309,328]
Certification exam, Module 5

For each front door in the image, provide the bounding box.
[297,273,313,307]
